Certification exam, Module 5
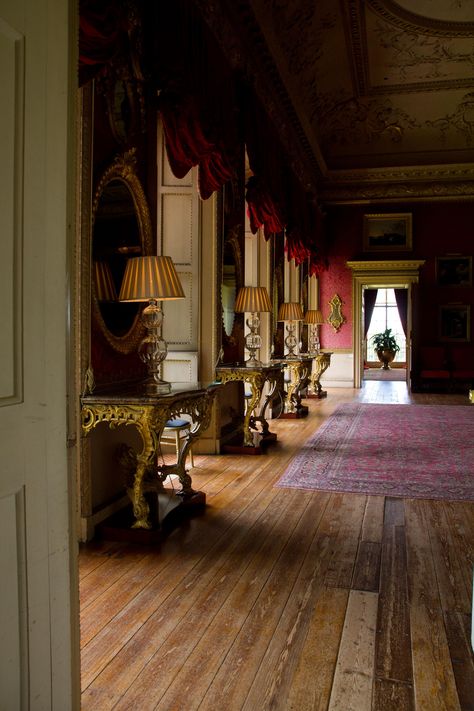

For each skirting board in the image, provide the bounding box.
[320,351,354,388]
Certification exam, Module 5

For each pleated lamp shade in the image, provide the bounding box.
[304,308,325,325]
[119,255,185,301]
[234,286,272,313]
[94,261,117,302]
[277,302,304,321]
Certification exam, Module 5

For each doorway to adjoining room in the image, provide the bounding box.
[364,287,407,381]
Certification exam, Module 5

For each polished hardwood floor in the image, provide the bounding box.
[79,382,474,710]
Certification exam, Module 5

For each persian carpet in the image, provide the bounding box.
[276,403,474,501]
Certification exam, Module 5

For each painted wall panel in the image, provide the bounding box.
[162,193,193,264]
[163,272,193,344]
[0,490,25,708]
[0,20,23,404]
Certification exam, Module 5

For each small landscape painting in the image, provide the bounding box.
[363,213,412,252]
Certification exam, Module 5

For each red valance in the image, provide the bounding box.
[245,176,285,239]
[78,0,128,85]
[159,94,234,201]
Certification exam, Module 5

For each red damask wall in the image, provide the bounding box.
[319,201,474,354]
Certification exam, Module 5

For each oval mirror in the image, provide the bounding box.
[91,150,153,353]
[222,240,237,337]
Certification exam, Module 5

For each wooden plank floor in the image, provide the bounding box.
[79,382,474,710]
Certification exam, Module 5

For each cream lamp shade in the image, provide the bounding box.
[304,308,325,325]
[277,302,304,322]
[119,255,185,302]
[234,286,272,313]
[118,255,185,395]
[94,260,117,302]
[233,286,272,367]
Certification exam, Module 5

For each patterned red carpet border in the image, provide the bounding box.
[276,403,474,501]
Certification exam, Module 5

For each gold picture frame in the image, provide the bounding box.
[363,213,412,252]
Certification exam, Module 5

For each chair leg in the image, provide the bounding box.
[174,431,180,462]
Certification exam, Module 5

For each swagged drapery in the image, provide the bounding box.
[79,0,326,269]
[152,0,236,200]
[244,91,327,274]
[78,0,130,86]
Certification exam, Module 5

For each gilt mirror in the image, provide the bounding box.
[91,149,153,353]
[220,229,243,362]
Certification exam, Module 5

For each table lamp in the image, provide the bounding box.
[119,255,185,394]
[304,308,325,355]
[234,286,272,367]
[277,302,304,358]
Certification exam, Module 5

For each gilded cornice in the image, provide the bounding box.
[321,163,474,203]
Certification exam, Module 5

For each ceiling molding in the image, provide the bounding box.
[321,163,474,203]
[368,0,474,36]
[343,0,369,96]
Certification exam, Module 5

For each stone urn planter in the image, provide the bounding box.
[370,328,400,370]
[376,348,396,370]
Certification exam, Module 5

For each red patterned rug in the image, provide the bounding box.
[276,403,474,501]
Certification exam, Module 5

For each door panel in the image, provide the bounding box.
[0,1,79,708]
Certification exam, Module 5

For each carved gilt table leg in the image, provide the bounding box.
[308,352,332,398]
[284,362,301,414]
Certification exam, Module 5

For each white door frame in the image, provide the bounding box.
[347,261,425,388]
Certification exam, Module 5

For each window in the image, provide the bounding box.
[366,288,406,362]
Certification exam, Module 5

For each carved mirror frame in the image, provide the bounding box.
[91,148,153,354]
[218,226,244,360]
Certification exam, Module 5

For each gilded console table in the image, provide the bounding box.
[308,352,333,399]
[271,356,314,417]
[81,381,220,530]
[215,363,283,452]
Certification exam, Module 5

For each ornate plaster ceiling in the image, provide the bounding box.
[247,0,474,202]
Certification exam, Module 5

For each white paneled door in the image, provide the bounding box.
[0,0,79,708]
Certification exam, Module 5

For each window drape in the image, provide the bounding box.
[394,288,408,336]
[364,289,378,338]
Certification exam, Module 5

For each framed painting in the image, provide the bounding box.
[363,213,412,252]
[436,255,472,286]
[439,304,470,342]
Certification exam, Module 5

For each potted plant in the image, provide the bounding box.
[370,328,400,370]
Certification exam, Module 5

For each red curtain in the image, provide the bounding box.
[394,288,408,336]
[364,289,378,338]
[245,176,285,239]
[160,94,234,201]
[78,0,128,85]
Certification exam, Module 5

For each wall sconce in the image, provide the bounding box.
[119,255,185,394]
[304,309,325,355]
[234,286,272,367]
[94,261,117,302]
[277,302,304,359]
